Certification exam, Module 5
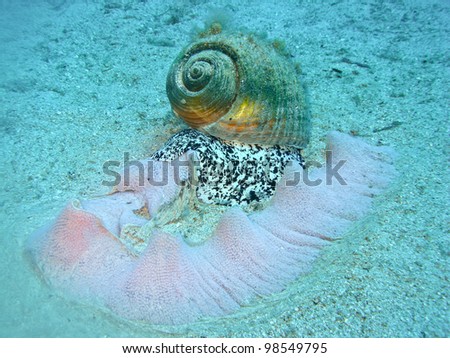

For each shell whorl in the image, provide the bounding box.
[167,44,239,128]
[166,33,310,148]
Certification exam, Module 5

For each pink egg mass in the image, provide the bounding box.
[27,132,396,325]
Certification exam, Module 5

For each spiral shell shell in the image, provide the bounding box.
[166,32,310,148]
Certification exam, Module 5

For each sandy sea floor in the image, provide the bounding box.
[0,0,448,337]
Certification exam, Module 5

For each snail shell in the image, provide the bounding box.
[166,32,310,148]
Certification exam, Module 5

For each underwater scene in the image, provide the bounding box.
[0,0,448,337]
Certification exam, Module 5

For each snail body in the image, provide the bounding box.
[166,32,310,148]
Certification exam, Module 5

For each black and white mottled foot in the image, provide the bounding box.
[151,129,304,207]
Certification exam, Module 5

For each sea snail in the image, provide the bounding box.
[151,31,310,207]
[166,31,310,148]
[26,29,397,326]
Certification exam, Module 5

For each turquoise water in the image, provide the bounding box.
[0,0,448,337]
